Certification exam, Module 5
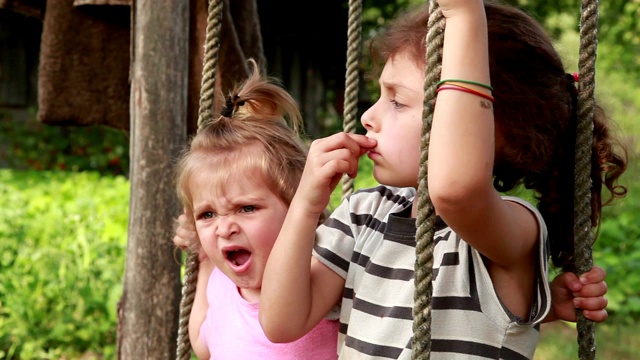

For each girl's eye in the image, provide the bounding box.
[390,99,404,109]
[240,205,256,213]
[201,211,215,219]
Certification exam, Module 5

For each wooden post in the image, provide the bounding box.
[118,0,189,358]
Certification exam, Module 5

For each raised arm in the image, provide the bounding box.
[428,0,536,268]
[427,0,539,318]
[259,132,375,342]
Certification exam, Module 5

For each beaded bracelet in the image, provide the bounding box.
[436,84,495,103]
[437,78,493,91]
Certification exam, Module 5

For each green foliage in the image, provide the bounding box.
[0,111,130,177]
[595,69,640,153]
[598,0,640,76]
[504,0,640,77]
[0,170,129,359]
[546,11,640,148]
[593,162,640,323]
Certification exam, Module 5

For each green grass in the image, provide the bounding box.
[536,322,640,359]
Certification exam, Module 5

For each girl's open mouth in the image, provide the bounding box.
[224,248,252,273]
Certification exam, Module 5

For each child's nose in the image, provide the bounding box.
[361,102,378,132]
[215,216,239,238]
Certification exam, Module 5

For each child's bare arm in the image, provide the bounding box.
[429,0,539,319]
[260,132,373,342]
[429,0,533,270]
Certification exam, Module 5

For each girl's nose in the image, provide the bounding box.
[361,101,378,132]
[215,215,239,239]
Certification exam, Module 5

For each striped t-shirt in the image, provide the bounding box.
[312,185,551,359]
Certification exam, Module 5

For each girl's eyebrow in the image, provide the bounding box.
[231,194,266,203]
[192,204,210,215]
[222,196,269,211]
[381,79,419,95]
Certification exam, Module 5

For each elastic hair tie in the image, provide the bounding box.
[220,96,235,117]
[437,78,493,91]
[572,72,579,82]
[436,84,495,103]
[220,95,244,118]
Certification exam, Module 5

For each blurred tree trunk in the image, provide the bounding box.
[118,0,188,358]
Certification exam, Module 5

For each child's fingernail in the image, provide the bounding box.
[569,282,581,291]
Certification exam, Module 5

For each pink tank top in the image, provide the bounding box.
[201,267,339,359]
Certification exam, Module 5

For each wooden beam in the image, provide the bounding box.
[118,0,188,358]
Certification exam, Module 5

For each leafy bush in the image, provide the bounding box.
[0,111,130,177]
[593,162,640,323]
[0,170,129,359]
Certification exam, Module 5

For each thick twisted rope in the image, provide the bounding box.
[412,1,443,359]
[197,0,224,131]
[341,0,363,201]
[176,0,223,359]
[176,252,200,360]
[574,0,599,358]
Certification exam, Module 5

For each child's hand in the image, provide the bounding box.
[294,132,375,215]
[548,266,608,323]
[173,210,198,248]
[173,210,209,261]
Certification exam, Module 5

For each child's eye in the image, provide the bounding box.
[200,211,215,219]
[240,205,256,213]
[390,99,405,109]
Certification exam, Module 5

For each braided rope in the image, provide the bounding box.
[574,0,599,358]
[176,252,200,360]
[177,0,223,358]
[341,0,363,201]
[412,1,444,359]
[197,0,224,131]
